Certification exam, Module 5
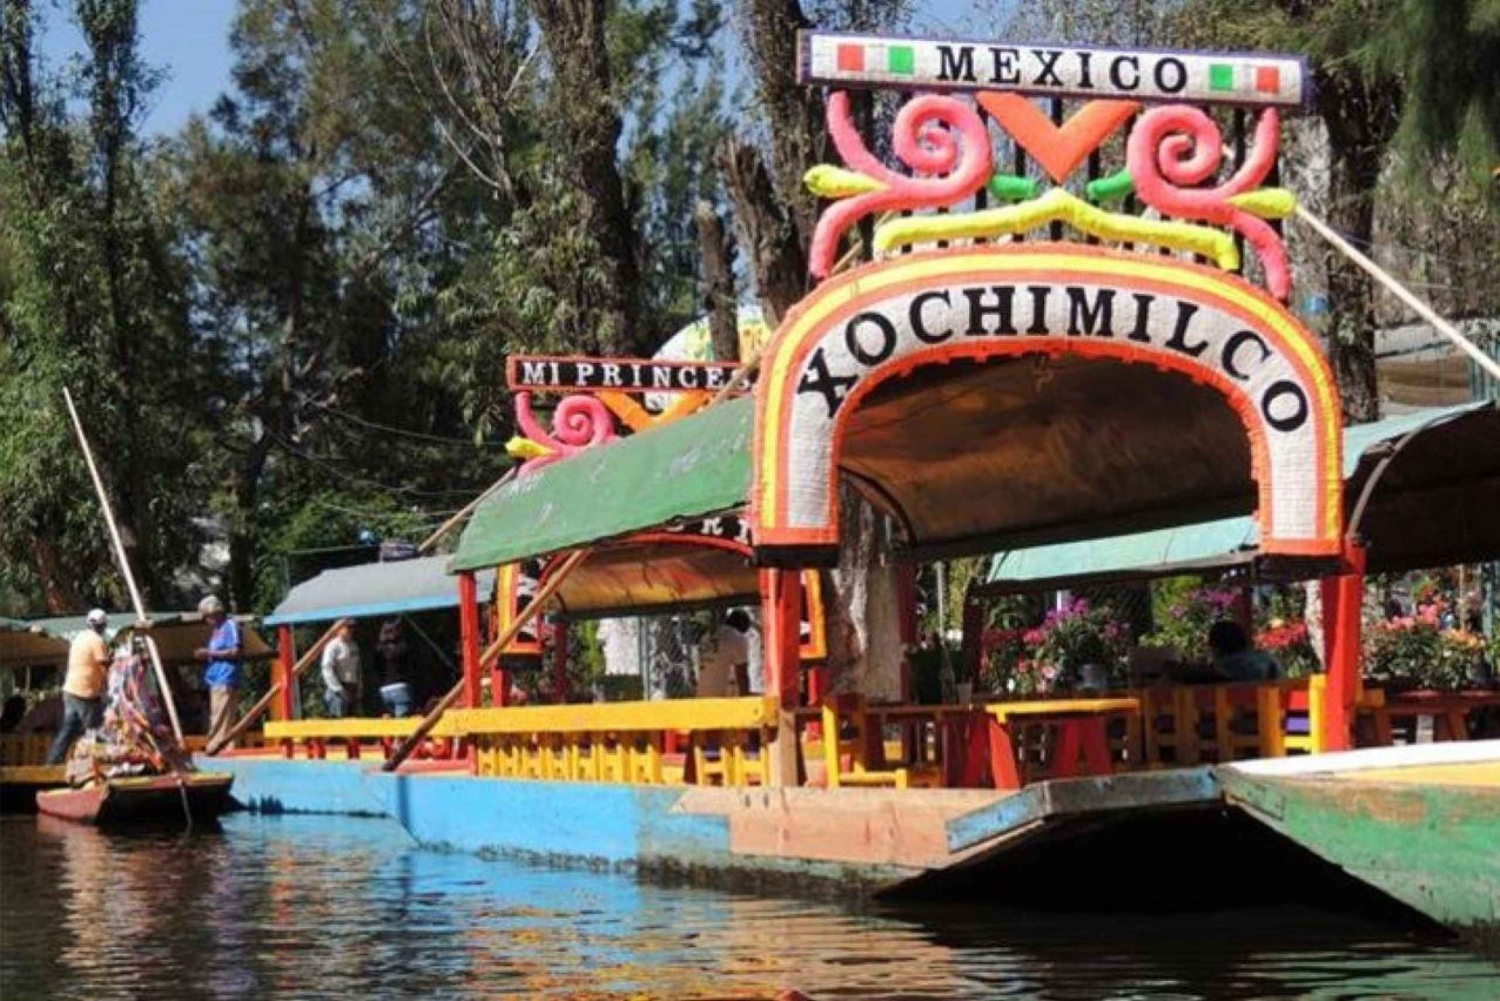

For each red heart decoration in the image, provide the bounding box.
[976,94,1140,183]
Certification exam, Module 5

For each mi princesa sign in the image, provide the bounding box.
[507,355,751,394]
[799,31,1309,108]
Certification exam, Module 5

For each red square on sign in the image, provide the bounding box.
[1255,66,1281,93]
[837,44,864,72]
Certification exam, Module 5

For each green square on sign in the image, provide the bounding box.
[1209,63,1235,91]
[888,46,915,74]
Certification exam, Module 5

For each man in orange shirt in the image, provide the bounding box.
[46,609,112,764]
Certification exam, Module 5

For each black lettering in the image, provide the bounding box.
[1032,48,1064,87]
[963,286,1016,335]
[1109,55,1140,91]
[1128,293,1155,343]
[937,45,976,83]
[1164,301,1207,357]
[798,349,859,418]
[990,47,1021,85]
[1261,380,1309,432]
[1154,56,1187,93]
[1222,329,1272,381]
[1077,51,1093,89]
[845,311,898,366]
[1026,285,1052,334]
[910,290,954,344]
[1066,287,1116,337]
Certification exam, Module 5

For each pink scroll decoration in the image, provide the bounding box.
[1126,105,1290,300]
[809,92,993,278]
[513,391,618,474]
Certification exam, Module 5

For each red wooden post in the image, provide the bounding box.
[762,569,803,704]
[1320,541,1367,752]
[761,568,803,786]
[551,618,570,704]
[458,571,482,709]
[276,625,296,759]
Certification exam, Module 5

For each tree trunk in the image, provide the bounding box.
[227,436,272,613]
[531,0,641,355]
[695,200,739,362]
[823,485,904,702]
[1316,72,1399,424]
[718,139,807,325]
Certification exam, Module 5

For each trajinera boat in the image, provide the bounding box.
[37,642,232,827]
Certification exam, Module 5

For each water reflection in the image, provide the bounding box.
[2,813,1495,1000]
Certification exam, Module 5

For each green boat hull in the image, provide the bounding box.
[1222,763,1500,930]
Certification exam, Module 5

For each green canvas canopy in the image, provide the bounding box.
[450,396,754,572]
[981,401,1500,594]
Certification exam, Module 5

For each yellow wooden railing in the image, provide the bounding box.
[254,679,1402,790]
[263,697,779,787]
[0,733,54,768]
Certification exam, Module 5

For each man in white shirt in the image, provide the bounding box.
[320,619,362,717]
[697,610,750,698]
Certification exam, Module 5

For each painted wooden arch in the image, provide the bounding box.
[753,245,1343,561]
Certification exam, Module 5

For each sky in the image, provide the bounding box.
[40,0,238,136]
[37,0,1005,138]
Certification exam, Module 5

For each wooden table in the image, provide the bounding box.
[1374,690,1500,743]
[980,697,1142,790]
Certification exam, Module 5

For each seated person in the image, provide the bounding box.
[1207,620,1283,682]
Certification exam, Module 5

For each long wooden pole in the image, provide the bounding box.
[62,388,186,746]
[418,466,516,554]
[1296,206,1500,383]
[205,626,339,754]
[382,548,588,772]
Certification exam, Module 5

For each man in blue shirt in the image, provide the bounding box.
[195,595,242,748]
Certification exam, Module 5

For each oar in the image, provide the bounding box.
[382,549,588,772]
[1295,206,1500,383]
[62,388,186,747]
[206,468,518,754]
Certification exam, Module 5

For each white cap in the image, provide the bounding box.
[86,608,108,627]
[198,595,224,615]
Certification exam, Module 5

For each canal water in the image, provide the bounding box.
[1,813,1495,1000]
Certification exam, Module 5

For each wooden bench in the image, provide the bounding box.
[818,695,946,790]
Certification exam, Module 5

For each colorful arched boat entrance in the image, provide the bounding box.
[753,245,1344,564]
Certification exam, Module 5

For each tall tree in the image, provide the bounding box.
[723,0,911,700]
[0,0,199,612]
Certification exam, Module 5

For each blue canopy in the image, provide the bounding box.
[983,401,1500,592]
[264,557,496,627]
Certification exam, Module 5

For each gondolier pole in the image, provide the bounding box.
[382,548,589,772]
[418,466,516,554]
[1295,206,1500,384]
[62,387,186,747]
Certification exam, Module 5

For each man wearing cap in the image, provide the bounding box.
[195,596,242,748]
[46,609,111,764]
